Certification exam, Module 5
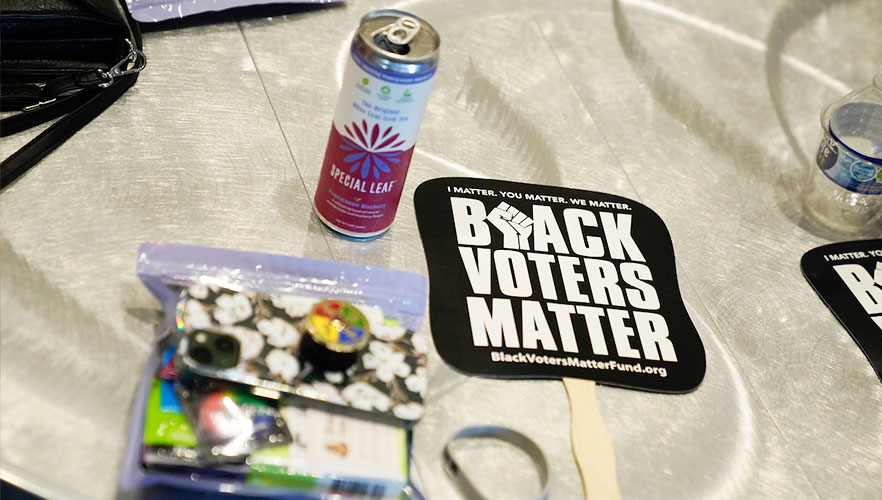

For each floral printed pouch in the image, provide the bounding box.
[137,242,429,423]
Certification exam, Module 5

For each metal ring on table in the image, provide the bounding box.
[443,426,551,500]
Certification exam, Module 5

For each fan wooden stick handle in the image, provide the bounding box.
[563,377,622,500]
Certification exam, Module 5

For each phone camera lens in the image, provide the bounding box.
[215,336,236,354]
[191,346,213,364]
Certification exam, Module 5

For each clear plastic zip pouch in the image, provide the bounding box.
[120,242,428,498]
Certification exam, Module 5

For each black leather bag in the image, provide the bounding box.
[1,0,146,188]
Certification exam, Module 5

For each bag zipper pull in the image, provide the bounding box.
[22,97,57,112]
[98,39,147,88]
[18,40,145,112]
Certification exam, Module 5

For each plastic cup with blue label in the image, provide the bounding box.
[803,65,882,235]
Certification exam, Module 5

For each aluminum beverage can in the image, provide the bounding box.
[314,9,440,240]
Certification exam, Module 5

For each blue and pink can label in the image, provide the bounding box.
[315,41,437,239]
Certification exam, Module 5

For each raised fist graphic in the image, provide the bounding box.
[486,202,533,250]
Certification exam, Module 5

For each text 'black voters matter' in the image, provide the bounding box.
[803,239,882,383]
[415,178,706,393]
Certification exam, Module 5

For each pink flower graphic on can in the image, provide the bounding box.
[314,122,416,238]
[340,120,405,180]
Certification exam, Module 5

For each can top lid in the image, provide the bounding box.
[356,9,440,74]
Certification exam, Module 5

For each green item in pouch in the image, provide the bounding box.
[143,378,198,448]
[247,452,318,491]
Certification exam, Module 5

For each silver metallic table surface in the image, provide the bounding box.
[2,0,881,498]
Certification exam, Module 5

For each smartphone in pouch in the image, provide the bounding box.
[174,282,429,422]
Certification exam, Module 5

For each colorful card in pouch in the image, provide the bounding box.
[141,380,248,475]
[158,345,179,380]
[802,239,882,382]
[159,380,183,414]
[142,378,197,448]
[175,384,292,463]
[247,404,408,499]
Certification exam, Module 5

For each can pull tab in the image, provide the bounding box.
[372,16,421,52]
